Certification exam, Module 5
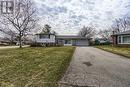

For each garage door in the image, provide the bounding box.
[75,40,89,46]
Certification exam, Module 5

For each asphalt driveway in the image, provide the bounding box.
[59,47,130,87]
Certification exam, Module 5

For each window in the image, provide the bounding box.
[39,35,50,39]
[118,36,121,43]
[65,40,71,44]
[1,1,14,14]
[58,40,63,43]
[118,35,130,44]
[123,36,130,43]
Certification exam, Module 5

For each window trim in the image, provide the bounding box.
[39,34,50,39]
[118,36,122,44]
[118,35,130,44]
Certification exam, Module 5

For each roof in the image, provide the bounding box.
[0,38,10,43]
[113,30,130,36]
[56,35,90,39]
[35,33,91,39]
[35,33,55,35]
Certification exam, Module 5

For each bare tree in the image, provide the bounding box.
[0,0,38,48]
[0,24,17,44]
[119,18,127,31]
[112,18,130,33]
[78,26,95,38]
[111,19,121,33]
[98,29,112,40]
[0,30,17,44]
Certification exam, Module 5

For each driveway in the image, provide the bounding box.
[59,47,130,87]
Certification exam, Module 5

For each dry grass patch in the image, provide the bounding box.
[96,45,130,58]
[0,47,75,87]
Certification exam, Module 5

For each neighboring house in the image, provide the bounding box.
[111,30,130,46]
[0,37,10,46]
[34,33,90,46]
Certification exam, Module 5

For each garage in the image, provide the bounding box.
[56,35,90,46]
[74,39,89,46]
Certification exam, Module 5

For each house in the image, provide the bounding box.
[56,35,90,46]
[35,33,56,44]
[0,37,10,46]
[34,33,90,46]
[111,30,130,46]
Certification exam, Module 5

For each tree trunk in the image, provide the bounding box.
[19,33,22,48]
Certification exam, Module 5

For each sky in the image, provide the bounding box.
[0,0,130,36]
[33,0,130,35]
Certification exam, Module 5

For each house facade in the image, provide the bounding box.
[112,30,130,46]
[56,35,90,46]
[35,33,56,44]
[34,33,90,46]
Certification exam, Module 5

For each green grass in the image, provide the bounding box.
[0,47,75,87]
[96,45,130,58]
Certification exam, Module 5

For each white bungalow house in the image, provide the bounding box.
[34,33,90,46]
[34,33,56,45]
[112,30,130,46]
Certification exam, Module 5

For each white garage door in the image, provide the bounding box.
[75,40,89,46]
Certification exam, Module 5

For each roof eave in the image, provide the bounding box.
[112,33,130,36]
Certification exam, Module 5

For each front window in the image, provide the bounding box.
[123,36,130,43]
[65,40,71,44]
[39,35,50,39]
[118,35,130,44]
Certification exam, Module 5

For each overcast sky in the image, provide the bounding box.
[34,0,130,35]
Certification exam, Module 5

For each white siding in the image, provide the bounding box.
[35,35,55,43]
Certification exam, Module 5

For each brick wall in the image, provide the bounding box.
[111,35,117,46]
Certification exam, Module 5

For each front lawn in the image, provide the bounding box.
[0,47,75,87]
[96,45,130,58]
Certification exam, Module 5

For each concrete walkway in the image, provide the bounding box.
[59,47,130,87]
[0,45,30,49]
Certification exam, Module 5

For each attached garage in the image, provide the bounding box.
[73,39,89,46]
[56,35,90,46]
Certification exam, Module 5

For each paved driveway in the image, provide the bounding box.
[59,47,130,87]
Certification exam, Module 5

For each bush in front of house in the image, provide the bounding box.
[30,42,63,47]
[94,39,111,45]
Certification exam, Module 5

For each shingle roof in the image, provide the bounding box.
[35,33,91,39]
[113,30,130,35]
[56,35,89,39]
[35,33,55,35]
